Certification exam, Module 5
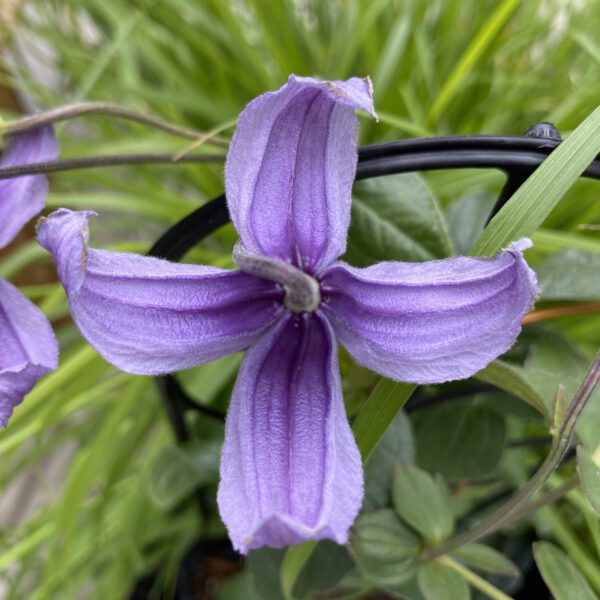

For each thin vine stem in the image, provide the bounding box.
[500,475,578,528]
[423,352,600,560]
[0,153,226,180]
[1,102,230,147]
[438,556,514,600]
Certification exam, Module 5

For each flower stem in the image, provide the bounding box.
[438,556,514,600]
[2,101,229,147]
[500,475,578,528]
[423,352,600,560]
[0,152,226,180]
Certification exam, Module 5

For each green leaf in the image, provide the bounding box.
[414,399,506,481]
[280,542,317,600]
[536,250,600,301]
[392,465,454,545]
[475,360,548,416]
[533,542,599,600]
[417,562,470,600]
[147,441,220,510]
[514,343,600,449]
[218,571,262,600]
[351,509,421,587]
[247,548,285,600]
[363,411,415,511]
[446,191,496,255]
[452,543,519,578]
[577,446,600,515]
[291,541,354,598]
[471,104,600,256]
[346,173,452,267]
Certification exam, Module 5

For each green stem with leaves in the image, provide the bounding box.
[423,352,600,560]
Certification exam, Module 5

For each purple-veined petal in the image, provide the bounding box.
[37,209,283,375]
[218,312,363,553]
[225,75,376,274]
[0,279,58,426]
[320,240,539,384]
[0,126,58,249]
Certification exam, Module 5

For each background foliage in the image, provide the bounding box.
[1,0,600,598]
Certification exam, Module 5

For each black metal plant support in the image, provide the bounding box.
[147,123,600,509]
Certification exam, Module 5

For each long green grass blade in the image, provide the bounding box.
[471,104,600,256]
[353,379,417,461]
[428,0,521,124]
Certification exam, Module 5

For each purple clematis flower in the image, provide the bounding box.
[1,126,59,426]
[37,76,539,552]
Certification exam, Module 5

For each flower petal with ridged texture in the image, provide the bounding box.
[0,126,57,249]
[0,279,58,426]
[37,209,283,375]
[218,312,362,553]
[225,75,375,274]
[320,240,539,384]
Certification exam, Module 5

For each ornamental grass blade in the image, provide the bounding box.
[427,0,521,124]
[471,104,600,256]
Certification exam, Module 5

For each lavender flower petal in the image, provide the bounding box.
[217,312,363,553]
[321,240,539,384]
[0,126,58,249]
[225,75,375,274]
[0,279,58,426]
[37,209,283,375]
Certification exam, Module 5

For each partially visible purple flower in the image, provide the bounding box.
[0,126,57,249]
[37,76,539,552]
[0,126,59,426]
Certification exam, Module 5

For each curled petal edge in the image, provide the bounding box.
[37,209,283,375]
[321,239,540,384]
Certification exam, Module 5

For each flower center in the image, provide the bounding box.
[232,242,321,313]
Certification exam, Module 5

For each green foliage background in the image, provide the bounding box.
[0,1,599,598]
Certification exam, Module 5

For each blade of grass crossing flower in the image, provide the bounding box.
[427,0,521,124]
[280,379,417,598]
[353,379,418,462]
[471,104,600,256]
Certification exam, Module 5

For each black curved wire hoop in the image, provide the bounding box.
[147,126,600,455]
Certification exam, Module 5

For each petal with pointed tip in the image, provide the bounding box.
[37,209,283,375]
[226,75,375,273]
[320,240,539,384]
[218,313,362,553]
